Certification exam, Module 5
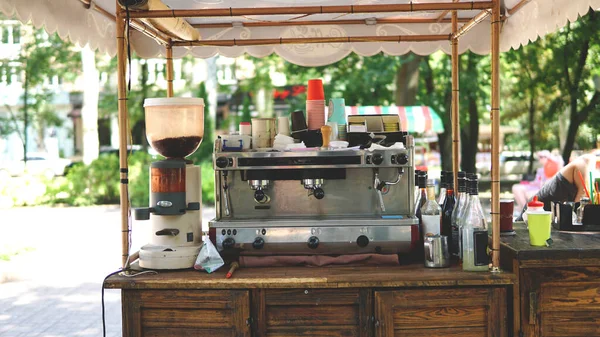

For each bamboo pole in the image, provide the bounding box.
[125,2,494,19]
[166,43,174,97]
[451,11,460,190]
[116,10,130,269]
[508,0,532,15]
[491,0,501,272]
[435,0,460,23]
[89,1,170,46]
[191,17,472,29]
[452,9,491,40]
[172,34,450,47]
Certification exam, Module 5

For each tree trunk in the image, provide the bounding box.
[460,95,479,174]
[562,116,579,165]
[81,46,100,165]
[22,66,29,165]
[527,93,536,175]
[396,53,422,106]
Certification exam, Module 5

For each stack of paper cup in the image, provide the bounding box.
[277,116,290,136]
[251,118,276,149]
[307,79,325,130]
[338,124,347,141]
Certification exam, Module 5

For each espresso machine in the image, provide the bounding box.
[208,134,418,255]
[134,97,205,269]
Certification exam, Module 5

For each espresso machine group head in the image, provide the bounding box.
[134,97,205,270]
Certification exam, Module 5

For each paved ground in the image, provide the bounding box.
[0,193,512,337]
[0,205,216,337]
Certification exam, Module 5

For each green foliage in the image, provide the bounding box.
[0,25,81,157]
[240,94,252,123]
[284,53,400,106]
[189,82,214,164]
[201,161,215,206]
[43,151,153,207]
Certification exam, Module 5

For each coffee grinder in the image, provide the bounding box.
[134,97,205,269]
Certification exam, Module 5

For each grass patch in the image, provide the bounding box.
[0,246,36,261]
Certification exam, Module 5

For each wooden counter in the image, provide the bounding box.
[500,222,600,337]
[106,263,514,337]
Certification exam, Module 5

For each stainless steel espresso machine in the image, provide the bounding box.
[208,135,418,255]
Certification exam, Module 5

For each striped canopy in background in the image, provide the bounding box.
[344,106,445,134]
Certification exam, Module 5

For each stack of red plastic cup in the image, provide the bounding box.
[306,79,325,130]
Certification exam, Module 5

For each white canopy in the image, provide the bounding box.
[1,0,598,65]
[0,0,600,66]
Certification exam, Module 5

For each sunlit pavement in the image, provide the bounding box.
[0,205,216,337]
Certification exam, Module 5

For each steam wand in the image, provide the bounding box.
[374,168,405,213]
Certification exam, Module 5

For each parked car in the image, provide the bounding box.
[0,152,72,179]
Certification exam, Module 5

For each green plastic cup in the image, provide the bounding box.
[527,211,552,246]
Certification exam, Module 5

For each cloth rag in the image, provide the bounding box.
[239,254,399,268]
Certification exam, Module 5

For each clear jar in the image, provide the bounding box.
[577,197,590,224]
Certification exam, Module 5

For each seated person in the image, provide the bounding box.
[512,150,561,211]
[516,153,597,220]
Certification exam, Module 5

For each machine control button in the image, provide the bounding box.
[221,229,226,235]
[372,153,384,165]
[261,229,267,235]
[307,236,320,249]
[222,237,235,249]
[253,237,265,249]
[216,156,229,168]
[232,229,237,235]
[254,190,266,202]
[357,235,370,248]
[366,155,372,164]
[227,229,232,235]
[396,153,409,165]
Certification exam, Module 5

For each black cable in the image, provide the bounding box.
[102,269,125,337]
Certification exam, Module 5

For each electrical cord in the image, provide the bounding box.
[102,268,158,337]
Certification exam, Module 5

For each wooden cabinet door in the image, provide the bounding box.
[522,266,600,337]
[122,289,251,337]
[253,288,372,337]
[374,287,507,337]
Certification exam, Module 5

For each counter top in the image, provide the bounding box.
[104,263,515,290]
[500,221,600,266]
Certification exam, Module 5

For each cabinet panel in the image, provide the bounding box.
[540,283,600,311]
[540,311,600,337]
[375,287,507,337]
[255,288,372,337]
[122,290,250,337]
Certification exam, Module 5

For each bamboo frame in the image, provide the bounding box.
[190,17,472,29]
[172,34,450,47]
[166,43,174,97]
[451,11,460,190]
[452,9,492,40]
[490,0,501,271]
[508,0,532,16]
[85,0,171,46]
[113,0,506,273]
[116,10,130,268]
[125,1,494,19]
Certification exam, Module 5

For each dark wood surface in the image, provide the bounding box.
[500,221,600,262]
[105,263,515,290]
[374,287,507,337]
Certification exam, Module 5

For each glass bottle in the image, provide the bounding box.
[441,171,456,253]
[576,197,590,223]
[451,171,467,259]
[438,171,447,206]
[421,178,442,238]
[414,169,421,203]
[461,174,489,272]
[415,171,428,222]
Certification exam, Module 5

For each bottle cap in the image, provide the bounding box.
[527,196,544,208]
